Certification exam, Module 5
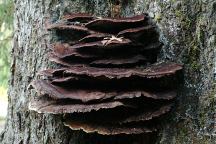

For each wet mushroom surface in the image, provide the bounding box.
[29,13,183,135]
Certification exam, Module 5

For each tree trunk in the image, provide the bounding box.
[0,0,215,144]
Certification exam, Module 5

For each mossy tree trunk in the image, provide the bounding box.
[0,0,215,144]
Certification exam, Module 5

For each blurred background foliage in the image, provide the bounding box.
[0,0,13,100]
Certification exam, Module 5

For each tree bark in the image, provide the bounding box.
[0,0,215,144]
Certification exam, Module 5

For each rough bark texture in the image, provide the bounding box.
[0,0,215,144]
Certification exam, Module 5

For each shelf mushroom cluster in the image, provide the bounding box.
[29,13,183,135]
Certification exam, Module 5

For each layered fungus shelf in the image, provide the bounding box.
[29,13,183,135]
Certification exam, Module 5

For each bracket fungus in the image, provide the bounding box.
[29,13,183,135]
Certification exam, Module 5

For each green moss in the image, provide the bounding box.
[188,44,201,71]
[175,9,192,30]
[174,10,182,18]
[198,84,216,127]
[156,0,216,143]
[174,84,216,144]
[197,23,205,46]
[175,121,214,144]
[154,13,162,22]
[173,6,202,72]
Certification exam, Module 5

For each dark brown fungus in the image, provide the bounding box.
[51,43,98,59]
[64,104,172,125]
[90,55,147,66]
[113,91,176,101]
[79,33,108,43]
[47,24,95,43]
[117,26,159,44]
[37,68,67,77]
[117,25,155,37]
[47,23,91,32]
[30,13,183,135]
[52,76,79,83]
[70,37,132,50]
[119,105,172,124]
[49,52,147,67]
[64,62,182,79]
[49,52,93,66]
[85,14,148,34]
[31,80,119,102]
[49,53,73,67]
[29,97,129,114]
[31,79,177,102]
[64,119,156,135]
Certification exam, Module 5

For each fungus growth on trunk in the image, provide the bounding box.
[29,13,183,135]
